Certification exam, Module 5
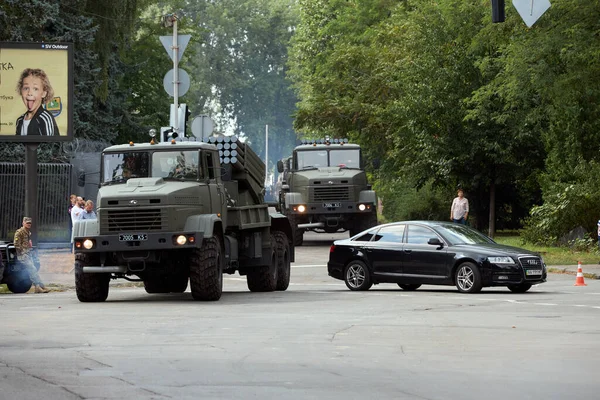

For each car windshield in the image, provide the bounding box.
[438,224,495,245]
[102,150,200,184]
[296,148,360,169]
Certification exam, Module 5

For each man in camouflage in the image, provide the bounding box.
[14,217,49,293]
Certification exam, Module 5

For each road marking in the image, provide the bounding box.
[533,303,558,306]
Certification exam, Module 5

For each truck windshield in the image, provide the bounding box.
[102,150,200,184]
[296,148,360,169]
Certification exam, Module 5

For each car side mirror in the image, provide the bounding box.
[277,160,284,173]
[282,184,290,191]
[428,238,443,247]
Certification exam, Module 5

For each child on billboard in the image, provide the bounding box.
[15,68,60,136]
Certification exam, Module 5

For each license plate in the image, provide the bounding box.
[525,269,542,276]
[323,202,341,208]
[119,233,148,241]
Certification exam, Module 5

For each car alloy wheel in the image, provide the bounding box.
[344,260,372,291]
[455,262,482,293]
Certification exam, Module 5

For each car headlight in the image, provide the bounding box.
[83,239,94,250]
[488,256,515,264]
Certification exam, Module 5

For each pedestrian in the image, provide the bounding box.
[450,189,469,225]
[81,200,97,220]
[15,68,60,136]
[14,217,49,293]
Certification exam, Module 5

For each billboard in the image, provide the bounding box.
[0,42,74,142]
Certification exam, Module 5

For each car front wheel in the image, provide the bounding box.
[344,260,372,291]
[455,262,482,293]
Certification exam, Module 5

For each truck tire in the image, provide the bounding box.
[288,214,304,246]
[190,237,223,301]
[273,231,291,291]
[74,254,110,302]
[247,237,278,292]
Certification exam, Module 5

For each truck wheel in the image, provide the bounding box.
[190,237,223,301]
[247,237,278,292]
[287,214,304,246]
[273,231,291,291]
[75,254,110,302]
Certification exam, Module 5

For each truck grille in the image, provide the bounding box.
[101,209,165,232]
[311,186,351,202]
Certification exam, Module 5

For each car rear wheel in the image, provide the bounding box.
[344,260,372,291]
[455,262,482,293]
[397,284,421,291]
[507,282,532,293]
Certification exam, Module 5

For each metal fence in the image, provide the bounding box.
[0,162,72,243]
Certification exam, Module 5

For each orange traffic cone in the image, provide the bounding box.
[574,261,587,286]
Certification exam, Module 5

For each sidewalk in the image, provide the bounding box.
[33,249,600,288]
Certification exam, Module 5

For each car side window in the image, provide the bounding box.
[406,225,437,245]
[354,229,377,242]
[371,225,405,243]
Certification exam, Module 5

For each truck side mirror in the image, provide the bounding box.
[277,160,284,173]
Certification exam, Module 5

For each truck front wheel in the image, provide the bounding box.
[75,254,110,302]
[273,231,291,291]
[288,214,304,246]
[190,237,223,301]
[247,236,279,292]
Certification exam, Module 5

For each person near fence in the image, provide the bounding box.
[14,217,49,293]
[81,200,97,220]
[15,68,60,136]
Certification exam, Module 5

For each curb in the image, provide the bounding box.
[547,267,599,280]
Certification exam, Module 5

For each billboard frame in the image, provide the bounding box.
[0,41,74,143]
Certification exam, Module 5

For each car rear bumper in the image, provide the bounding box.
[327,261,345,280]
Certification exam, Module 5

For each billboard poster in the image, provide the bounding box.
[0,42,74,142]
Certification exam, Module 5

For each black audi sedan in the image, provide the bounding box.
[327,221,547,293]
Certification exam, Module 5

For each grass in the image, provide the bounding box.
[493,233,600,266]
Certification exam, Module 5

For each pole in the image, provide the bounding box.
[25,144,39,246]
[265,124,269,186]
[172,15,179,136]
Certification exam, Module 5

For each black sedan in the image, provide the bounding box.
[327,221,547,293]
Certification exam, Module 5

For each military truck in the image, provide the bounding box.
[72,134,293,302]
[277,138,377,246]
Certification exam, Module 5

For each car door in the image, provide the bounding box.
[402,224,448,279]
[361,224,406,280]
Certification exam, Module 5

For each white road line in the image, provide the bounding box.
[533,303,558,306]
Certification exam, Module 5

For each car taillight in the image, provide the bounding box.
[330,245,335,253]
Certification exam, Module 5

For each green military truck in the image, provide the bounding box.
[277,138,377,246]
[72,134,293,302]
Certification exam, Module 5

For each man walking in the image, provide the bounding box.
[14,217,49,293]
[450,189,469,225]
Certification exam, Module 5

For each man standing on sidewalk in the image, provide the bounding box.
[14,217,49,293]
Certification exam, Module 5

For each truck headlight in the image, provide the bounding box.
[297,205,306,213]
[358,204,366,211]
[83,239,95,250]
[176,235,187,245]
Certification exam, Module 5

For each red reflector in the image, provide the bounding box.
[330,245,335,253]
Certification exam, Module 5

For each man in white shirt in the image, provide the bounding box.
[70,196,84,223]
[450,189,469,224]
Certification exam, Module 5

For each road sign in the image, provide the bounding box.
[191,115,215,141]
[512,0,551,28]
[163,68,190,97]
[159,34,191,62]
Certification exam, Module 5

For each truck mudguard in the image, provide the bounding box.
[359,190,377,204]
[284,192,303,209]
[184,214,223,239]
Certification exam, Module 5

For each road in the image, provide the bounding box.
[1,232,599,399]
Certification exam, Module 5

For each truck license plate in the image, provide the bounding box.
[323,202,341,208]
[525,269,542,276]
[119,233,148,242]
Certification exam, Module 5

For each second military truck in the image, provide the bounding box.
[277,138,377,246]
[73,134,293,302]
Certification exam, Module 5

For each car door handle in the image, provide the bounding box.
[403,249,412,254]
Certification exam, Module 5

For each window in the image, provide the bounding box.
[151,151,200,180]
[406,225,437,245]
[102,152,149,183]
[372,225,405,243]
[329,149,360,168]
[353,229,378,242]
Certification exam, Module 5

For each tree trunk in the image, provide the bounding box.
[488,181,496,238]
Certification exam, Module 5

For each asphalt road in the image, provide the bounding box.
[1,232,599,400]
